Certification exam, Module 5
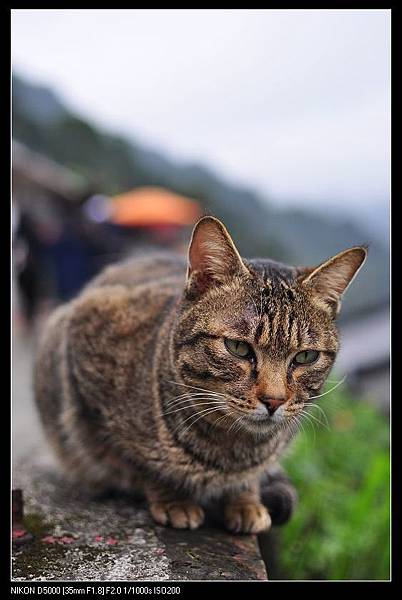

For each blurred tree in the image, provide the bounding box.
[12,73,389,317]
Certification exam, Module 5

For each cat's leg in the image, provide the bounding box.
[223,481,271,534]
[144,483,205,530]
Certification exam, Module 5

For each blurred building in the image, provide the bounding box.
[13,140,87,210]
[12,141,90,326]
[337,306,390,413]
[12,143,203,327]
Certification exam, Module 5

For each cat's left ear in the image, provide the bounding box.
[297,246,367,315]
[186,216,249,297]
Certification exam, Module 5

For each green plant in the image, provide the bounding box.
[277,385,390,580]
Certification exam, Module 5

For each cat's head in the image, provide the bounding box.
[172,216,367,437]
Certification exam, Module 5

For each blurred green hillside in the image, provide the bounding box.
[12,73,389,318]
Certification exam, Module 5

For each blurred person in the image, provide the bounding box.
[13,209,52,330]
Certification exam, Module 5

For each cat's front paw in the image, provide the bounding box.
[149,500,205,530]
[224,502,272,534]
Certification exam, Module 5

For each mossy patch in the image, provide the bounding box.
[22,512,52,538]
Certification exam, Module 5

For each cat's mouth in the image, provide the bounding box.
[247,413,274,427]
[249,411,274,421]
[242,402,297,431]
[251,400,288,420]
[212,394,296,432]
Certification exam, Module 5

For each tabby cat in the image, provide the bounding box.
[34,216,366,533]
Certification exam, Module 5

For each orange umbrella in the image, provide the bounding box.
[110,187,202,227]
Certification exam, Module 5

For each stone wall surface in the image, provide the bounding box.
[12,455,268,581]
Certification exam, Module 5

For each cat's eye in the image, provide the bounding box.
[224,338,253,359]
[293,350,319,365]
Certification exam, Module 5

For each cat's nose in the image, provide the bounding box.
[258,395,286,416]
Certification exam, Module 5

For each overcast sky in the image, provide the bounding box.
[12,9,390,213]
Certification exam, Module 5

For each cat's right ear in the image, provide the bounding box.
[297,246,368,316]
[186,216,249,297]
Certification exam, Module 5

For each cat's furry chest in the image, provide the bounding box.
[57,272,289,498]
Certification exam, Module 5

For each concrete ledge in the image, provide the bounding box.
[12,455,268,581]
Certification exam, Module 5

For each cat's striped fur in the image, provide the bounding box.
[34,216,366,533]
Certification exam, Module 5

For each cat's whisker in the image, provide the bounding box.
[228,413,246,436]
[296,415,308,456]
[190,402,239,433]
[212,410,233,429]
[303,402,331,429]
[236,417,248,438]
[167,389,219,397]
[231,417,244,438]
[164,397,227,407]
[292,418,300,437]
[169,390,224,399]
[175,404,225,425]
[302,408,330,431]
[165,397,228,412]
[304,414,320,441]
[272,421,280,437]
[304,417,317,444]
[166,379,226,397]
[308,376,347,400]
[288,414,299,432]
[298,411,317,440]
[166,392,224,406]
[283,417,293,438]
[164,397,226,411]
[173,408,221,436]
[234,416,246,436]
[162,400,227,416]
[167,389,226,399]
[290,415,310,458]
[295,415,308,439]
[176,406,228,437]
[287,415,300,438]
